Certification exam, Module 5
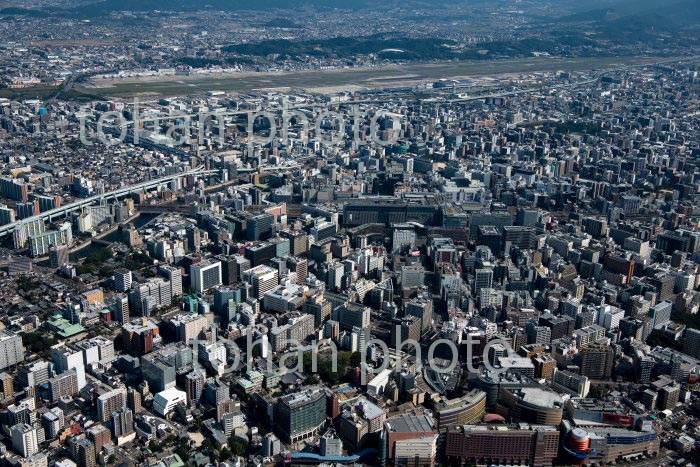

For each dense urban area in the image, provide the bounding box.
[0,1,699,467]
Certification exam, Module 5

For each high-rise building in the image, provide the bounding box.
[0,330,25,371]
[474,268,493,293]
[121,319,159,356]
[11,423,40,458]
[400,265,425,290]
[579,343,614,380]
[86,424,111,454]
[18,361,51,389]
[129,278,172,315]
[113,268,132,292]
[49,245,70,268]
[41,408,64,439]
[406,294,433,332]
[333,303,371,331]
[70,436,97,467]
[127,387,142,413]
[683,328,700,359]
[190,259,222,293]
[159,265,183,298]
[658,383,681,411]
[97,386,127,423]
[172,313,208,343]
[277,386,327,443]
[286,256,308,285]
[304,294,332,327]
[111,407,134,439]
[247,213,274,241]
[243,265,279,300]
[186,368,206,403]
[114,294,130,325]
[51,342,86,389]
[0,371,13,398]
[49,369,78,402]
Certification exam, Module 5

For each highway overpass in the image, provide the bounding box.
[0,167,218,238]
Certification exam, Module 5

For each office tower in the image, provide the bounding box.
[111,407,134,439]
[11,423,40,458]
[262,433,282,457]
[281,230,308,256]
[245,242,277,267]
[141,343,192,392]
[159,265,183,298]
[658,384,680,411]
[277,387,327,443]
[215,255,237,286]
[391,316,422,347]
[391,223,417,252]
[310,221,337,242]
[551,369,590,398]
[186,368,206,403]
[383,413,439,467]
[232,254,251,282]
[86,424,111,454]
[97,387,127,423]
[579,343,614,379]
[400,265,425,290]
[113,268,132,292]
[129,278,172,315]
[172,313,208,343]
[70,436,97,467]
[304,294,332,327]
[0,330,24,371]
[247,213,274,241]
[477,225,502,256]
[49,244,69,268]
[51,342,86,389]
[333,303,371,331]
[516,208,539,227]
[649,300,673,329]
[190,259,222,293]
[186,226,201,253]
[18,361,51,389]
[203,378,229,405]
[683,328,700,359]
[503,226,537,250]
[474,268,493,293]
[286,256,308,285]
[406,294,433,332]
[243,265,279,300]
[49,370,78,402]
[446,424,560,467]
[42,408,64,439]
[127,387,142,413]
[0,371,13,398]
[114,294,130,325]
[121,319,158,356]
